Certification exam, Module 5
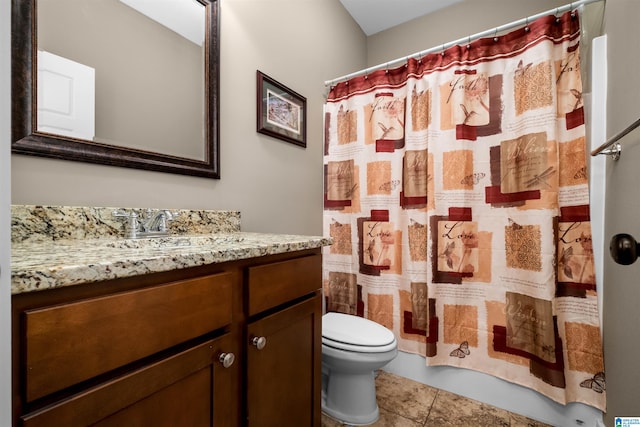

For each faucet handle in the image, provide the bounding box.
[112,210,139,238]
[163,210,181,220]
[112,209,129,218]
[158,210,180,231]
[157,211,170,232]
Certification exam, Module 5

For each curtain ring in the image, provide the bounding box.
[524,17,530,32]
[466,35,471,50]
[385,63,389,74]
[493,28,499,42]
[441,44,445,57]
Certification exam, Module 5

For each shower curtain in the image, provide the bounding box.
[322,10,605,411]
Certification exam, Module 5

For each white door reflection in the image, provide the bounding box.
[37,50,95,141]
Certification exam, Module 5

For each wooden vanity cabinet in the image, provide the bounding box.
[12,249,323,427]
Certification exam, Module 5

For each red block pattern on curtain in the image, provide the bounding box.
[322,10,605,411]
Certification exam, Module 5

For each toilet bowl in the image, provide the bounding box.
[321,312,398,426]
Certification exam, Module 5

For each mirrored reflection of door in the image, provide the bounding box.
[37,50,95,141]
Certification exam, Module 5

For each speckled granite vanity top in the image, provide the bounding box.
[11,205,331,295]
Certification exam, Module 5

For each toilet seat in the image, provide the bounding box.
[322,312,397,353]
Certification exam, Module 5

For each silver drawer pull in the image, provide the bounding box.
[252,336,267,350]
[218,352,235,368]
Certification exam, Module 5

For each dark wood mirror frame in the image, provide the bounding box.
[11,0,220,179]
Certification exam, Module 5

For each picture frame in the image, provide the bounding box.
[256,70,307,148]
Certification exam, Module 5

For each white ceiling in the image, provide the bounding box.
[339,0,465,36]
[120,0,205,46]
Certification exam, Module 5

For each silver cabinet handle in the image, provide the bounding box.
[252,336,267,350]
[218,352,235,368]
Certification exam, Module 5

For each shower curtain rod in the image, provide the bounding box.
[324,0,603,87]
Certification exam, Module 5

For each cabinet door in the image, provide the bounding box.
[246,293,322,427]
[20,333,238,427]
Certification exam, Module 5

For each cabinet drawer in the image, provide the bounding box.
[24,272,233,402]
[247,254,321,316]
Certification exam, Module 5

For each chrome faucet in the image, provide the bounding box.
[113,209,177,239]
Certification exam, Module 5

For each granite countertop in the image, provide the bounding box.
[11,232,331,295]
[11,205,331,295]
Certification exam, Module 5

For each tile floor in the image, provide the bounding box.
[321,371,552,427]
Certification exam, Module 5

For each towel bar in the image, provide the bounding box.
[591,117,640,160]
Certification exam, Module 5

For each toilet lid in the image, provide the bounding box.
[322,312,396,349]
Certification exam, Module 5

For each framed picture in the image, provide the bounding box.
[256,70,307,147]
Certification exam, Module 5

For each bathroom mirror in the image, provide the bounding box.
[11,0,220,178]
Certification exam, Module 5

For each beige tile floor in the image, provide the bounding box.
[321,371,552,427]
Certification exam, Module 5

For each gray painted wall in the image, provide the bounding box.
[366,0,572,68]
[11,0,366,236]
[1,0,11,424]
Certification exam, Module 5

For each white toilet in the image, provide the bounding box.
[321,312,398,426]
